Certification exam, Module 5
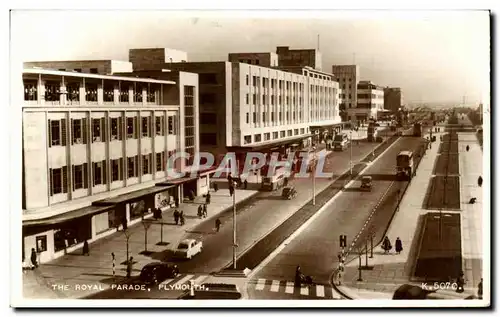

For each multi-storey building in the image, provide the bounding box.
[384,87,404,114]
[21,66,202,263]
[128,47,341,171]
[353,80,385,121]
[24,60,133,75]
[228,52,279,67]
[276,46,322,71]
[331,65,360,122]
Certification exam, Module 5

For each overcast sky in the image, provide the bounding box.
[11,10,490,105]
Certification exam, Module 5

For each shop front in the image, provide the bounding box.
[22,204,115,264]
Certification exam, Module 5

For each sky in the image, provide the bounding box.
[10,10,490,105]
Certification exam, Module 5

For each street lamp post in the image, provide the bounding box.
[232,180,237,269]
[312,146,316,206]
[350,128,353,176]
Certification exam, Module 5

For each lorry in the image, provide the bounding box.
[396,151,414,180]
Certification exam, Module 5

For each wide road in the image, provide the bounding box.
[247,136,427,300]
[86,141,387,299]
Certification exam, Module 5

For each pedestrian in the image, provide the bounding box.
[180,211,185,226]
[197,205,203,219]
[478,176,483,187]
[206,192,211,205]
[243,179,248,189]
[382,236,392,254]
[30,248,38,268]
[215,218,221,232]
[229,185,234,197]
[126,256,133,278]
[122,217,128,230]
[175,196,179,207]
[478,278,483,299]
[227,172,233,184]
[203,204,207,218]
[466,145,470,152]
[173,209,180,225]
[213,182,219,192]
[82,240,90,256]
[156,207,162,220]
[395,237,403,254]
[284,177,289,187]
[456,271,465,293]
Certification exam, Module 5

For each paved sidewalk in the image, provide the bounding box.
[335,131,485,300]
[22,188,258,299]
[335,133,444,299]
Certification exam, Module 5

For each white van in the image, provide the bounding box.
[333,133,350,151]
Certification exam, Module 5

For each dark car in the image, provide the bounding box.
[139,262,179,285]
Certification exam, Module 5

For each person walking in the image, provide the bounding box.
[206,192,211,205]
[229,184,234,197]
[456,271,465,293]
[30,248,38,269]
[382,236,392,254]
[243,179,248,189]
[284,177,289,187]
[203,204,207,218]
[395,237,403,254]
[179,211,185,226]
[82,240,90,256]
[478,278,483,299]
[173,209,180,225]
[197,205,203,219]
[213,182,219,192]
[126,256,134,278]
[478,176,483,187]
[466,145,470,152]
[215,218,221,232]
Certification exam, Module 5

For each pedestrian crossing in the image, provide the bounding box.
[250,278,339,298]
[157,273,209,289]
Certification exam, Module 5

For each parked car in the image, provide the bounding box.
[139,262,179,285]
[360,176,372,191]
[174,239,203,259]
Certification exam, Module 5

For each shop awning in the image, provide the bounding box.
[92,184,175,206]
[23,204,115,227]
[156,176,198,186]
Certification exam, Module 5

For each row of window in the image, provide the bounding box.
[243,128,306,144]
[24,80,158,103]
[245,111,304,124]
[358,93,384,100]
[48,115,177,147]
[48,152,173,196]
[245,76,308,91]
[340,93,353,99]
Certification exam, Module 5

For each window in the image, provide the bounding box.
[294,129,299,135]
[134,85,143,103]
[24,80,37,101]
[143,154,152,175]
[280,130,286,138]
[254,134,262,142]
[111,158,123,181]
[72,164,88,190]
[246,94,249,104]
[200,113,217,125]
[49,166,68,195]
[86,84,98,102]
[279,112,282,121]
[110,117,121,140]
[92,118,106,142]
[127,117,136,139]
[300,128,305,134]
[271,95,275,105]
[71,118,87,144]
[74,68,82,73]
[44,81,60,101]
[200,133,217,145]
[66,83,79,102]
[264,133,270,141]
[262,112,266,122]
[120,86,129,103]
[246,75,249,85]
[253,113,256,123]
[271,79,275,89]
[273,131,278,139]
[246,113,249,124]
[253,93,257,105]
[48,119,67,147]
[156,152,165,172]
[271,112,275,122]
[263,95,266,105]
[103,83,114,102]
[252,76,257,87]
[93,160,106,186]
[199,73,217,84]
[288,130,292,136]
[127,156,137,178]
[90,68,98,74]
[168,116,175,134]
[141,116,150,137]
[147,85,157,103]
[36,236,47,253]
[244,135,251,144]
[155,116,164,136]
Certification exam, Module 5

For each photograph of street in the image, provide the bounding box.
[10,9,490,308]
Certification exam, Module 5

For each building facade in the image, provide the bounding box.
[21,67,202,263]
[24,60,133,75]
[384,87,403,114]
[228,52,279,67]
[351,80,385,121]
[331,65,360,122]
[276,46,322,71]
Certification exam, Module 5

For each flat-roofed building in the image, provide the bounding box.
[21,66,201,263]
[331,65,360,122]
[351,80,386,122]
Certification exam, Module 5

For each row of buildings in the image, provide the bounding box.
[20,45,403,262]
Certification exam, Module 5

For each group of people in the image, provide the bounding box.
[381,236,403,254]
[173,209,185,226]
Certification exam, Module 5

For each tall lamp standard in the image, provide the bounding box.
[312,146,317,206]
[350,127,353,176]
[232,180,237,269]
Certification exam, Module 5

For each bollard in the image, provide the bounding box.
[189,280,195,297]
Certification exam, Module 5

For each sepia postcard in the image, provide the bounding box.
[9,9,491,308]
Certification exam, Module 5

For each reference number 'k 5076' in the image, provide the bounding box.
[421,282,458,291]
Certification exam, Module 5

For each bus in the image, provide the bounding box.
[396,151,414,180]
[261,166,289,191]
